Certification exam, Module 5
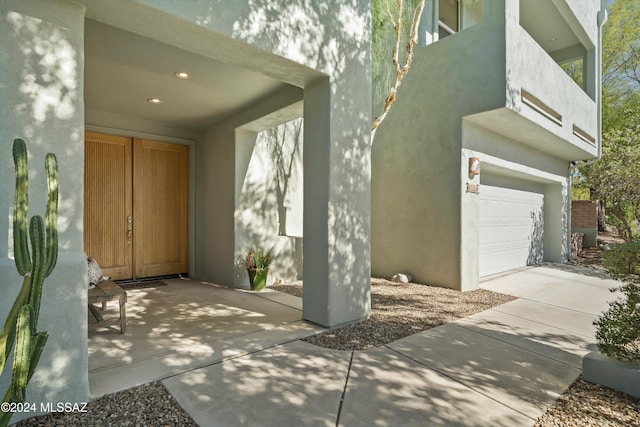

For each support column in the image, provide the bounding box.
[0,0,89,415]
[303,76,372,328]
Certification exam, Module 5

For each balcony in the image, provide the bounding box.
[465,0,598,162]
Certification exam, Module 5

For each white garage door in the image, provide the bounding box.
[479,185,544,277]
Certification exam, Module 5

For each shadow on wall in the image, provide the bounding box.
[2,9,84,252]
[527,207,544,265]
[193,0,371,322]
[235,118,304,285]
[270,119,303,238]
[1,4,88,410]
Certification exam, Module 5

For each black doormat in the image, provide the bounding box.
[116,280,168,290]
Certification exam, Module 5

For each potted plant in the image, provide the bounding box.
[239,247,273,291]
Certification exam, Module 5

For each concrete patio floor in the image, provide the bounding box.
[88,278,322,397]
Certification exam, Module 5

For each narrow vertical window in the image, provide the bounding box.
[438,0,483,39]
[438,0,459,38]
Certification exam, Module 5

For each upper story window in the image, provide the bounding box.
[438,0,483,39]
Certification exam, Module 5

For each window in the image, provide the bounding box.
[438,0,458,38]
[438,0,483,39]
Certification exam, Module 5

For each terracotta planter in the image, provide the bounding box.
[247,268,269,291]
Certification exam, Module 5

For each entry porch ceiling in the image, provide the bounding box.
[84,19,292,131]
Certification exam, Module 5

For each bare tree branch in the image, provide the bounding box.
[372,0,426,139]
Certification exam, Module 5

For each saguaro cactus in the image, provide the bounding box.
[0,138,58,426]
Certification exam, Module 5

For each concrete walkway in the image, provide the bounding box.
[162,265,619,427]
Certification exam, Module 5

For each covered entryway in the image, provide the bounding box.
[479,179,545,276]
[84,131,189,280]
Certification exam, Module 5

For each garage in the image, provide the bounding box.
[479,181,545,276]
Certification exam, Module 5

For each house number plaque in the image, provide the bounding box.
[466,183,479,194]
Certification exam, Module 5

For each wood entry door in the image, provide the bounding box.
[84,132,188,280]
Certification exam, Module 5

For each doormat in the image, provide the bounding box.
[116,280,168,290]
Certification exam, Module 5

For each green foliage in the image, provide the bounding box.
[570,181,590,201]
[372,0,422,112]
[603,241,640,282]
[582,124,640,240]
[238,247,273,271]
[0,139,58,427]
[581,0,640,240]
[561,58,583,88]
[600,0,640,134]
[594,241,640,361]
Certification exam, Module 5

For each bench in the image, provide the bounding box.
[88,280,127,334]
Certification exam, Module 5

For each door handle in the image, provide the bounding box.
[127,215,132,245]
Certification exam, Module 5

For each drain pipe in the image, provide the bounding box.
[572,6,608,174]
[568,6,608,249]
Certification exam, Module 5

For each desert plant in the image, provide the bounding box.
[238,247,273,271]
[0,139,58,427]
[238,247,273,291]
[594,241,640,361]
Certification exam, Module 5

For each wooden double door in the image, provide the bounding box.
[84,132,188,280]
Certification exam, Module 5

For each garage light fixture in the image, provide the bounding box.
[468,157,481,178]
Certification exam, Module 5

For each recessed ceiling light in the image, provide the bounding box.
[550,37,558,42]
[175,72,190,79]
[147,98,162,104]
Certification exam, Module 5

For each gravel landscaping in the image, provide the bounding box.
[14,382,195,427]
[273,278,515,350]
[534,375,640,427]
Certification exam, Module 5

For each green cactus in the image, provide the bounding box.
[0,138,58,427]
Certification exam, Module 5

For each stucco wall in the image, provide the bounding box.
[0,0,89,416]
[372,0,506,289]
[199,86,303,286]
[98,0,373,327]
[235,118,304,287]
[1,0,372,416]
[372,0,581,290]
[506,0,598,156]
[562,0,600,45]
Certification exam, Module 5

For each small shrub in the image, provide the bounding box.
[594,241,640,361]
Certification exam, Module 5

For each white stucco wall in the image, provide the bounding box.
[506,0,598,158]
[235,118,304,287]
[0,0,89,417]
[199,86,303,286]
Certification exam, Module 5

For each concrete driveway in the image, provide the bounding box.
[162,265,620,426]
